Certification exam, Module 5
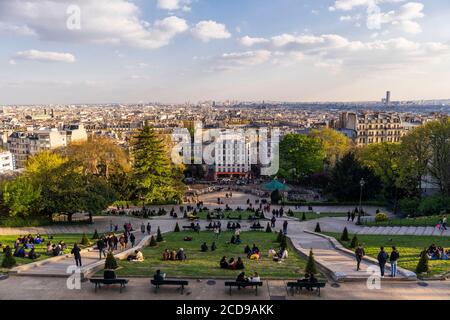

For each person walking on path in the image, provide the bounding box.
[377,246,389,278]
[71,243,82,267]
[351,211,356,223]
[271,216,276,228]
[130,233,136,247]
[389,246,400,278]
[355,244,365,271]
[140,223,145,234]
[97,238,107,260]
[283,220,288,235]
[146,223,151,235]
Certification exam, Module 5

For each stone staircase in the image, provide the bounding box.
[357,226,450,237]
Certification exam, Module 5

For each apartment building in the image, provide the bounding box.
[6,124,87,168]
[214,132,251,179]
[339,112,406,147]
[0,151,14,173]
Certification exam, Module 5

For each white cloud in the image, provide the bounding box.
[14,50,76,63]
[214,50,272,70]
[330,0,406,11]
[156,0,191,12]
[239,36,270,47]
[191,20,231,42]
[0,0,188,49]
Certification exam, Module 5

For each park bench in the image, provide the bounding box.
[183,225,195,230]
[151,279,189,294]
[90,278,129,293]
[286,281,326,297]
[224,281,263,296]
[250,225,264,231]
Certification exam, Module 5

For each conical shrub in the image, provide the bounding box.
[341,227,350,241]
[174,223,180,232]
[92,230,99,240]
[416,249,429,274]
[276,229,284,242]
[314,223,321,233]
[305,249,318,274]
[350,235,358,249]
[1,246,16,268]
[156,227,163,242]
[81,233,90,246]
[280,234,288,249]
[266,223,272,233]
[301,212,306,221]
[104,251,118,270]
[149,235,157,247]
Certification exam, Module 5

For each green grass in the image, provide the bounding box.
[364,215,445,227]
[324,232,450,277]
[289,212,347,221]
[112,231,312,279]
[194,210,265,220]
[0,234,91,271]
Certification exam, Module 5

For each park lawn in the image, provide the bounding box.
[113,231,311,279]
[290,212,347,221]
[324,232,450,277]
[0,234,90,271]
[195,210,265,220]
[364,215,444,227]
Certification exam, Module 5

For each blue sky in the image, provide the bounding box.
[0,0,449,104]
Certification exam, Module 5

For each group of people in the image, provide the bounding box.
[355,245,400,278]
[268,247,289,262]
[244,244,262,260]
[236,271,261,283]
[162,248,187,261]
[220,256,245,270]
[436,216,448,231]
[200,242,217,252]
[226,222,241,230]
[425,244,449,260]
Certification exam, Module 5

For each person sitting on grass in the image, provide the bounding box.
[127,250,144,262]
[28,248,39,260]
[228,258,236,270]
[236,272,248,283]
[220,256,229,269]
[162,249,170,261]
[177,248,187,261]
[201,242,209,252]
[211,242,217,251]
[13,245,26,258]
[278,247,289,260]
[236,257,245,270]
[170,249,177,261]
[268,248,277,259]
[229,235,236,244]
[235,235,242,245]
[249,272,261,283]
[244,245,251,256]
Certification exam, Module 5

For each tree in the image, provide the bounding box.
[310,128,352,167]
[328,153,381,201]
[104,251,118,270]
[92,230,99,240]
[132,123,185,204]
[279,134,325,183]
[350,235,358,249]
[266,222,272,233]
[280,234,288,249]
[1,246,16,268]
[174,222,180,232]
[270,189,282,204]
[341,227,350,241]
[314,223,321,233]
[2,176,40,217]
[149,235,157,247]
[156,227,163,242]
[416,249,429,274]
[305,249,318,274]
[81,233,90,246]
[301,212,306,221]
[276,230,284,242]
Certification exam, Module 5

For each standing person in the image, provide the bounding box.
[355,244,365,271]
[389,246,400,278]
[109,220,113,232]
[97,238,106,260]
[71,243,82,267]
[141,223,146,234]
[443,216,448,231]
[271,216,276,228]
[377,247,389,278]
[351,211,356,223]
[146,223,151,235]
[214,227,220,241]
[283,220,288,235]
[130,233,136,247]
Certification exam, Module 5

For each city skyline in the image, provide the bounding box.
[1,0,450,104]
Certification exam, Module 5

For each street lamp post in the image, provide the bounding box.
[357,178,365,225]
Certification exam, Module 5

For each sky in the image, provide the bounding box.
[0,0,450,104]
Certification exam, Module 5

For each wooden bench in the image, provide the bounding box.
[151,279,189,294]
[250,226,264,231]
[224,281,263,296]
[286,281,326,297]
[90,278,129,293]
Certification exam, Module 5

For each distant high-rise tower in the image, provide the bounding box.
[386,91,391,105]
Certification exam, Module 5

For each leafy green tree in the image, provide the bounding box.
[2,176,40,217]
[132,123,184,204]
[305,249,318,274]
[328,153,381,201]
[81,233,90,246]
[310,128,352,167]
[416,249,429,274]
[279,134,325,183]
[1,246,16,268]
[149,235,157,247]
[104,251,118,270]
[270,189,282,204]
[350,235,358,249]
